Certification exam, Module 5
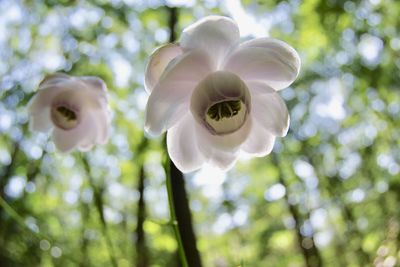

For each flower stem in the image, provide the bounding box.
[0,195,80,264]
[0,195,40,237]
[163,156,189,267]
[81,154,118,267]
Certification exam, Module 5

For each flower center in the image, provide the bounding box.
[51,105,79,130]
[206,100,241,121]
[205,99,247,135]
[190,71,251,136]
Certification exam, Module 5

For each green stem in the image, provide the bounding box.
[163,156,189,267]
[0,195,80,264]
[80,154,118,267]
[0,195,37,236]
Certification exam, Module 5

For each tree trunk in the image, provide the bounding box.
[273,154,323,267]
[170,160,203,267]
[135,166,149,267]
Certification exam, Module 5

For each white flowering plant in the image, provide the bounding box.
[144,16,300,172]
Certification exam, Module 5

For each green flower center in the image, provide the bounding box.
[51,105,79,130]
[206,100,242,121]
[56,106,77,121]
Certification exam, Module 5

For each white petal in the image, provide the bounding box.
[27,85,58,133]
[180,16,240,67]
[241,118,276,156]
[192,113,252,171]
[52,129,80,152]
[247,81,290,137]
[145,50,213,136]
[238,38,301,71]
[28,87,63,116]
[52,122,92,153]
[195,121,238,171]
[195,114,252,152]
[51,85,106,113]
[208,150,237,171]
[39,73,71,88]
[29,109,53,133]
[145,43,183,93]
[80,76,108,94]
[223,38,301,90]
[158,50,214,85]
[77,78,108,108]
[77,107,110,150]
[90,106,110,144]
[167,114,205,173]
[95,107,111,144]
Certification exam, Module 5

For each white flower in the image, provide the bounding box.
[28,73,111,152]
[144,16,300,173]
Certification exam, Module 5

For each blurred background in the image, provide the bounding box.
[0,0,399,266]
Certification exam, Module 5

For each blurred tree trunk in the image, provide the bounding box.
[166,6,203,267]
[273,154,323,267]
[307,152,371,266]
[168,6,178,43]
[135,166,149,267]
[170,160,203,267]
[79,202,90,267]
[82,156,118,267]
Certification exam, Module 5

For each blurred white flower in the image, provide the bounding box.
[28,73,111,152]
[145,16,300,172]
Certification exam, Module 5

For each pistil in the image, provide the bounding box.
[51,105,79,130]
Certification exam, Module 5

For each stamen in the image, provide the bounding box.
[56,106,77,121]
[51,105,79,130]
[207,100,242,121]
